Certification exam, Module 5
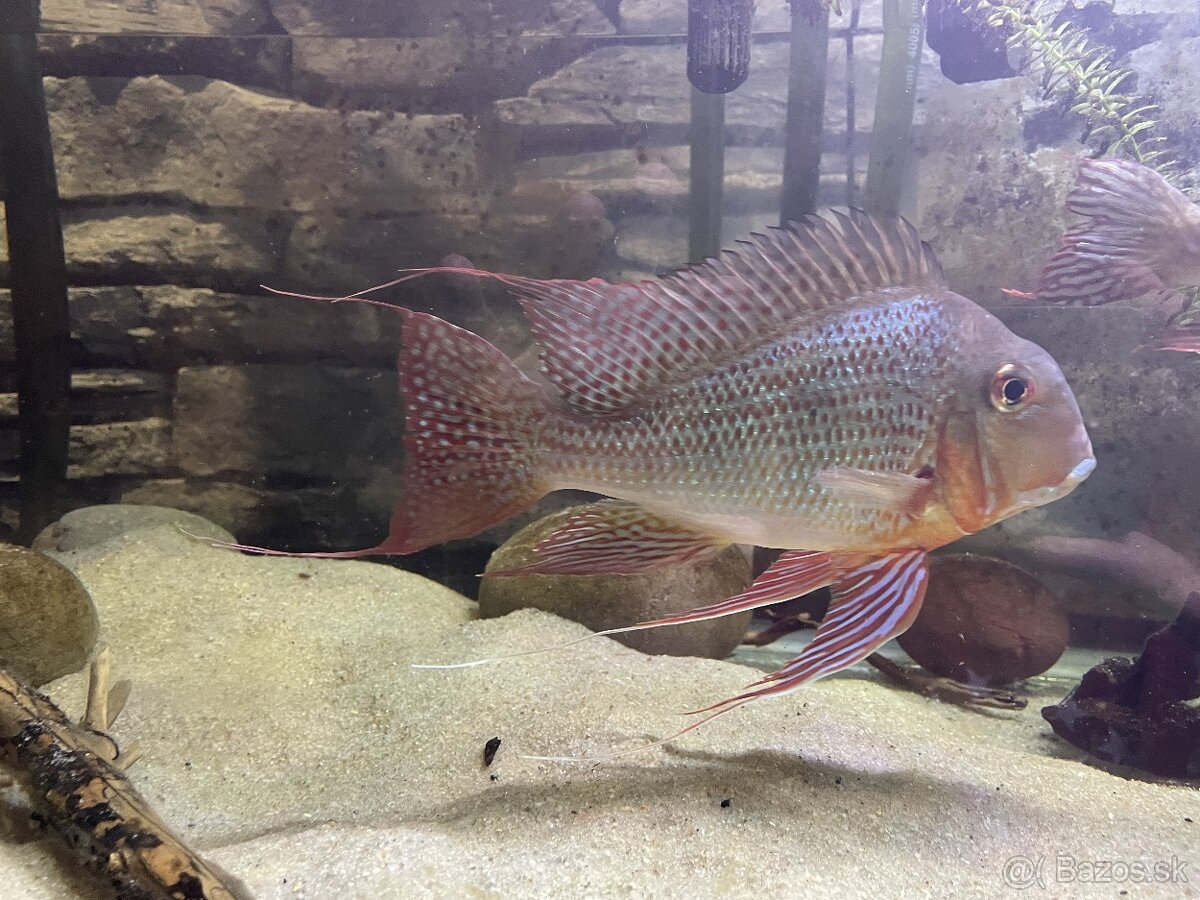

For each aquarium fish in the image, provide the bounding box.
[1004,158,1200,306]
[229,210,1094,751]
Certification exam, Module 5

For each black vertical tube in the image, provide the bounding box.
[0,1,72,543]
[780,0,831,224]
[688,87,725,263]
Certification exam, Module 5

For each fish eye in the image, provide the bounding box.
[991,364,1034,411]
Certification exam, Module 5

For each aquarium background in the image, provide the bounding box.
[2,0,1197,646]
[0,2,1198,897]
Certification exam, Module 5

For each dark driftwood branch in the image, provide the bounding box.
[0,650,251,900]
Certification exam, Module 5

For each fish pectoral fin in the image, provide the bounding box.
[485,501,727,576]
[815,467,935,517]
[687,550,930,717]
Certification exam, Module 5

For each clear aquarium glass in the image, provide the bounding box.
[0,1,1196,897]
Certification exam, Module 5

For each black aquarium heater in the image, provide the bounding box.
[688,0,755,94]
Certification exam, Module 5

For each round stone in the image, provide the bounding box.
[0,544,100,685]
[898,553,1070,687]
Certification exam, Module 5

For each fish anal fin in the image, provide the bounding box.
[688,550,929,715]
[815,467,935,518]
[485,502,726,576]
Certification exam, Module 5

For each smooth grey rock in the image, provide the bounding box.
[479,504,754,658]
[46,76,485,216]
[0,544,98,685]
[32,504,235,554]
[113,478,396,553]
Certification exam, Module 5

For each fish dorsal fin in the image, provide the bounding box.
[514,210,946,414]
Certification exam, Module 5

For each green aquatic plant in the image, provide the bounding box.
[957,0,1172,171]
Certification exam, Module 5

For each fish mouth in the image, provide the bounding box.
[1014,454,1096,507]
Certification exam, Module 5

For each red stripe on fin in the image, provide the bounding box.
[1010,159,1195,306]
[486,501,726,576]
[521,550,929,763]
[1153,324,1200,354]
[469,210,945,414]
[687,550,929,717]
[592,548,841,625]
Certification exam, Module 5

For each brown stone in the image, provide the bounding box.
[60,205,287,291]
[0,285,401,369]
[40,0,275,35]
[37,33,291,90]
[897,554,1070,687]
[267,0,611,37]
[495,44,794,152]
[479,504,753,658]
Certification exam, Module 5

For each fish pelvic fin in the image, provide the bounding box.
[1008,159,1192,306]
[1152,323,1200,354]
[485,501,728,576]
[688,549,929,716]
[522,549,929,763]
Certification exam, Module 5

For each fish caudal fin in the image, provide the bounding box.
[377,309,548,554]
[1004,159,1190,306]
[194,309,549,559]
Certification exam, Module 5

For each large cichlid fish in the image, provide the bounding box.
[232,211,1095,749]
